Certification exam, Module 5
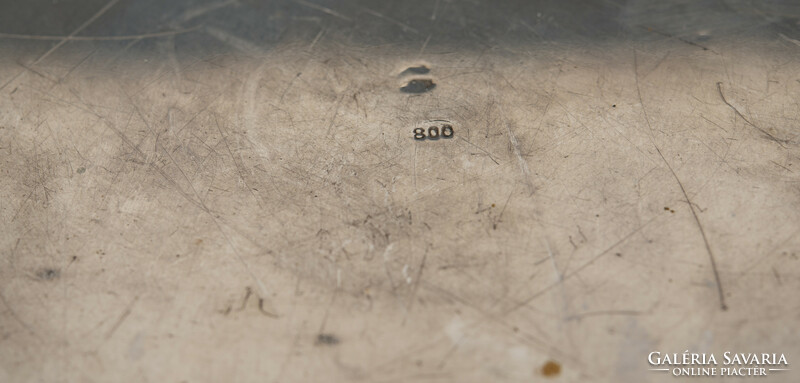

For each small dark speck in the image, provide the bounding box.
[401,79,436,94]
[316,333,340,345]
[615,253,622,257]
[399,65,430,76]
[77,167,86,174]
[36,268,60,281]
[664,207,669,211]
[612,104,616,108]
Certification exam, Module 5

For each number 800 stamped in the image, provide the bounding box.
[413,120,455,141]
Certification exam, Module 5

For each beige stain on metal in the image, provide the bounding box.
[1,0,800,382]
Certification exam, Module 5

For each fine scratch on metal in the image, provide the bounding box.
[32,0,122,65]
[105,296,139,340]
[497,101,535,195]
[778,33,800,48]
[716,81,787,148]
[360,7,420,34]
[0,26,201,41]
[544,239,563,282]
[204,26,269,56]
[635,50,728,311]
[294,0,353,22]
[459,137,500,165]
[505,216,659,316]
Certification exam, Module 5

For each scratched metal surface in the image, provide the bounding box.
[1,0,799,382]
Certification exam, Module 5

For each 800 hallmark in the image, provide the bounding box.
[414,123,454,140]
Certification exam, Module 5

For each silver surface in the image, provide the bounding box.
[1,1,799,382]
